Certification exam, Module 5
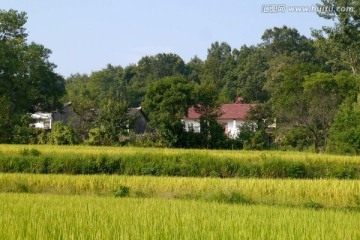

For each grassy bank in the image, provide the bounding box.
[0,145,359,179]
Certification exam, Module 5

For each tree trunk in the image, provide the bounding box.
[314,136,321,153]
[307,126,321,153]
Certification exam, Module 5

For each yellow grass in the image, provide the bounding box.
[1,173,359,208]
[1,144,360,163]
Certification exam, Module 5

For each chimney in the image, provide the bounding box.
[235,97,244,104]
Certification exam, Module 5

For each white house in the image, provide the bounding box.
[30,103,149,134]
[29,102,73,130]
[183,98,255,139]
[30,112,52,129]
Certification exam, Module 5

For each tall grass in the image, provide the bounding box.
[0,145,359,179]
[0,193,359,240]
[1,174,359,209]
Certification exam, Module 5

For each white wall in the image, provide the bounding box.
[183,119,247,139]
[30,113,52,129]
[218,120,245,139]
[183,119,201,133]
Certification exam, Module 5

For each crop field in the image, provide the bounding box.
[1,193,360,240]
[0,145,360,178]
[0,145,359,239]
[1,174,360,209]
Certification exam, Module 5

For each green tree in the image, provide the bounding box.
[64,74,97,140]
[95,99,130,145]
[194,80,224,148]
[328,98,360,154]
[64,65,127,140]
[233,45,269,103]
[0,9,65,143]
[126,53,187,106]
[143,76,195,147]
[185,56,204,84]
[303,71,357,151]
[261,26,315,58]
[271,66,356,152]
[316,0,360,75]
[49,122,79,145]
[202,42,236,101]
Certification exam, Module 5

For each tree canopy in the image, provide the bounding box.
[0,9,65,143]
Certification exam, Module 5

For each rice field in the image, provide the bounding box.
[0,145,359,239]
[0,174,359,209]
[1,144,359,164]
[1,145,360,178]
[0,193,359,240]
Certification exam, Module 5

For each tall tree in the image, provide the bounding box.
[95,99,130,145]
[328,96,360,154]
[233,45,269,103]
[185,56,204,84]
[262,26,317,94]
[316,0,360,75]
[0,9,65,143]
[127,53,186,106]
[202,42,236,94]
[143,76,195,146]
[194,80,224,148]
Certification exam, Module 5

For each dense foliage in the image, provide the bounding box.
[0,10,65,143]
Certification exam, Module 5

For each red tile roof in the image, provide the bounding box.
[185,103,255,120]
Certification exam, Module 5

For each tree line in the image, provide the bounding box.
[1,0,359,154]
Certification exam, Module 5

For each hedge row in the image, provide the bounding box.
[0,148,359,179]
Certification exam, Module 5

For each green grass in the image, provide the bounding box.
[0,145,360,178]
[0,193,359,240]
[1,174,360,209]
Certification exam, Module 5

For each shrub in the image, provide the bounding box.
[114,185,130,198]
[278,127,313,151]
[303,201,324,210]
[207,191,252,205]
[328,102,360,155]
[49,122,80,145]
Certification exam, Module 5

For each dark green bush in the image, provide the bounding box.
[19,148,41,157]
[114,185,130,197]
[207,191,252,205]
[303,201,324,210]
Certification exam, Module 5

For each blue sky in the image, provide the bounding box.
[2,0,333,77]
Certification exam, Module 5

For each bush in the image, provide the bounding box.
[19,148,41,157]
[278,127,313,151]
[303,201,324,210]
[328,102,360,155]
[207,191,252,205]
[114,185,130,198]
[49,122,80,145]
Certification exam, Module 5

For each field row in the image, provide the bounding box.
[1,174,360,209]
[0,145,360,178]
[0,193,359,240]
[2,145,360,163]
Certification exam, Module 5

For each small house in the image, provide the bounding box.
[183,98,255,139]
[30,103,148,134]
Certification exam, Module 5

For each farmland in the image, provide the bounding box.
[0,145,360,178]
[0,145,360,239]
[1,194,360,240]
[1,174,360,209]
